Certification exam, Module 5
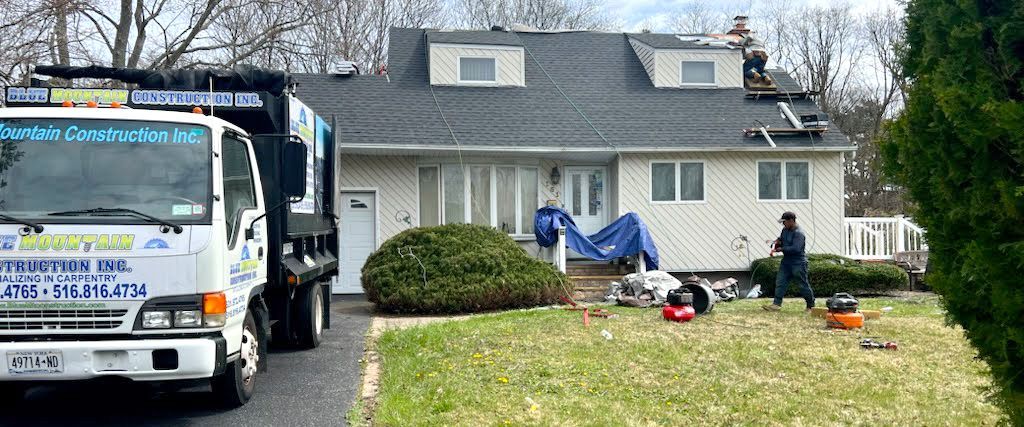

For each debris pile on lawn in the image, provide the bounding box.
[710,278,740,301]
[605,271,681,307]
[606,272,744,311]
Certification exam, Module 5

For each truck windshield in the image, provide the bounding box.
[0,118,211,223]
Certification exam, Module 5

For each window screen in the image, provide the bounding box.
[222,135,256,242]
[679,162,704,201]
[758,162,782,200]
[419,167,440,226]
[460,57,496,82]
[786,162,810,200]
[470,166,491,225]
[651,163,676,201]
[681,61,715,85]
[496,167,516,234]
[443,164,465,224]
[519,168,538,234]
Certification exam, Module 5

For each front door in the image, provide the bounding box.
[335,192,376,294]
[564,166,607,235]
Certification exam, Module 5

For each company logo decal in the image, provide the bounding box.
[0,235,16,251]
[142,238,169,249]
[2,234,135,252]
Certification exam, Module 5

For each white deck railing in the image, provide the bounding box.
[844,215,928,260]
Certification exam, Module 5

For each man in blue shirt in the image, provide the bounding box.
[763,211,814,312]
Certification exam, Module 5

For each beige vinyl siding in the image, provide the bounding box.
[619,152,844,271]
[609,156,620,217]
[429,44,525,87]
[339,155,418,243]
[653,49,743,88]
[628,39,657,82]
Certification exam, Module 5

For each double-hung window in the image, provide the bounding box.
[418,164,539,234]
[650,161,705,203]
[757,161,810,201]
[458,57,497,84]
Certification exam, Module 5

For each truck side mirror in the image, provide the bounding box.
[282,139,307,198]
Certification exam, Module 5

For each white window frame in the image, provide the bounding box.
[648,160,707,204]
[420,163,540,237]
[679,60,718,87]
[457,56,499,85]
[756,159,812,202]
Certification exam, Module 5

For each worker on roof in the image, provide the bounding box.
[741,34,772,85]
[763,211,814,312]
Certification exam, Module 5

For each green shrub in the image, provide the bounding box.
[750,254,907,297]
[361,224,568,314]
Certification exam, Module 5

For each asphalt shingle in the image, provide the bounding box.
[292,28,853,151]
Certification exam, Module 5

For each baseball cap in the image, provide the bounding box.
[778,211,797,223]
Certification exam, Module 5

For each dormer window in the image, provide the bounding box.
[680,60,716,87]
[458,57,497,84]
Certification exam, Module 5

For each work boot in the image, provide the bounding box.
[762,304,781,312]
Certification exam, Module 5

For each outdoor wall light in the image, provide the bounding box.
[550,167,561,185]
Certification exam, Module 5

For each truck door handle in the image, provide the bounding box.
[258,247,264,260]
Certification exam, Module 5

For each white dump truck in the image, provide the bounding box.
[0,65,339,406]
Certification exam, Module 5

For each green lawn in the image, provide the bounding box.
[371,295,1004,426]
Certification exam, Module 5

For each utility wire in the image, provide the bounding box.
[511,30,619,157]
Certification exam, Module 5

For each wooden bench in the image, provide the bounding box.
[894,250,929,290]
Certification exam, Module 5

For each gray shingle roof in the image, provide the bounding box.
[626,33,732,50]
[292,27,852,151]
[426,30,523,46]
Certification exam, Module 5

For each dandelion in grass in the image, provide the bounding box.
[498,376,510,384]
[473,353,483,359]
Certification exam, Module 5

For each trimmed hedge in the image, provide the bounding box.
[750,254,907,297]
[361,224,567,314]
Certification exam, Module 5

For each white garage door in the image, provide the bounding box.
[334,192,376,294]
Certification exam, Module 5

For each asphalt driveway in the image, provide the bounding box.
[0,295,372,426]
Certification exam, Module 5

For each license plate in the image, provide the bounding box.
[7,350,63,375]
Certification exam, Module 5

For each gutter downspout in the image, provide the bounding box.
[777,102,803,129]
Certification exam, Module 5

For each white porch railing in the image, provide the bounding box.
[554,226,567,273]
[844,215,928,260]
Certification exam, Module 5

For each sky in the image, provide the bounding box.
[609,0,904,33]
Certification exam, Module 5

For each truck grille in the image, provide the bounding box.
[0,309,128,319]
[0,320,122,330]
[0,309,128,330]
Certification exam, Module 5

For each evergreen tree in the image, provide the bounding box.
[882,0,1024,420]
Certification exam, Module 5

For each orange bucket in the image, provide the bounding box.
[826,311,864,329]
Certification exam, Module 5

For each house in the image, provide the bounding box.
[292,23,855,294]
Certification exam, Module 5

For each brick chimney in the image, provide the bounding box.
[728,15,751,36]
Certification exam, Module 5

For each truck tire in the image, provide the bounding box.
[212,312,259,407]
[295,282,325,349]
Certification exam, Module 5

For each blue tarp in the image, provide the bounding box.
[534,206,660,271]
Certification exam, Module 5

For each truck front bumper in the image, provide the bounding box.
[0,336,226,382]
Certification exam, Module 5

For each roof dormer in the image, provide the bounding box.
[426,31,526,87]
[627,33,743,89]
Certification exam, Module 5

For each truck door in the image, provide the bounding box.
[221,132,268,319]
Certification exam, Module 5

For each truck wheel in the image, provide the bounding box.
[295,282,325,349]
[212,312,259,407]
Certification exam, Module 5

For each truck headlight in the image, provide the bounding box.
[174,310,202,327]
[142,311,172,329]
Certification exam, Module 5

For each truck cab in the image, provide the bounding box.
[0,69,339,406]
